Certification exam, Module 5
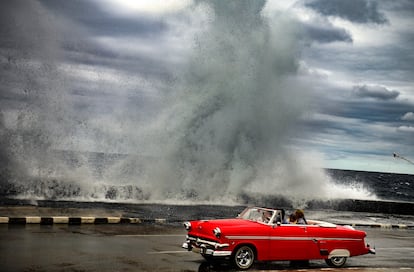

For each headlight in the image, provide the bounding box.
[184,221,192,230]
[213,227,221,238]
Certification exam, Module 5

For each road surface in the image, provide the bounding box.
[1,224,413,272]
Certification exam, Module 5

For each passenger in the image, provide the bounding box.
[294,209,307,225]
[276,209,289,224]
[288,213,297,224]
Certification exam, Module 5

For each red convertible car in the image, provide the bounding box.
[182,207,375,270]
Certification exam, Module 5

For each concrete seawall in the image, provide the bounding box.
[0,216,146,224]
[0,216,412,229]
[1,198,414,228]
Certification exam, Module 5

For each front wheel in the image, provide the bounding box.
[233,245,255,270]
[325,257,347,267]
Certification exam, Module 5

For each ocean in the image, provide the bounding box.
[327,169,414,203]
[1,167,413,218]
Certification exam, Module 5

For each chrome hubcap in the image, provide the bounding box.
[236,248,253,267]
[332,257,345,265]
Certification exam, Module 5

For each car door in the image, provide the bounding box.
[269,224,311,260]
[304,225,331,259]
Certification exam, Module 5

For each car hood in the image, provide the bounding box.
[187,218,266,240]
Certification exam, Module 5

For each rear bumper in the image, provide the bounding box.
[366,243,376,255]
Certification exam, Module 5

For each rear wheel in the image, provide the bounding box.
[233,245,255,270]
[325,257,347,267]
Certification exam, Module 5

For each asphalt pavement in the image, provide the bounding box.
[1,202,414,271]
[1,223,413,272]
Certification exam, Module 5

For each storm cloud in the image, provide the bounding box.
[353,85,400,101]
[302,20,353,43]
[0,0,413,203]
[305,0,388,24]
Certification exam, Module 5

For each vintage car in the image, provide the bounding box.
[182,207,375,270]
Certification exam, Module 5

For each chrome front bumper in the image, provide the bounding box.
[182,236,232,257]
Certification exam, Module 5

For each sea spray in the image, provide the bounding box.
[1,0,68,189]
[0,0,378,204]
[108,0,370,202]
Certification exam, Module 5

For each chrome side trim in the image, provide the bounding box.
[225,235,268,240]
[225,235,363,242]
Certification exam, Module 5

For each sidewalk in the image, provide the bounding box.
[0,206,163,224]
[1,205,413,228]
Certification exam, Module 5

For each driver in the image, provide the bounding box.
[260,210,273,223]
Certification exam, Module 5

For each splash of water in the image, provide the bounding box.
[104,1,376,203]
[0,0,77,194]
[0,0,377,204]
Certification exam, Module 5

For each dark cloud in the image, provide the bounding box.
[304,81,412,126]
[0,0,62,111]
[305,0,388,24]
[303,43,414,84]
[302,21,352,43]
[352,84,399,100]
[28,0,179,89]
[300,94,414,156]
[0,0,60,59]
[36,0,174,70]
[380,0,414,15]
[339,99,408,123]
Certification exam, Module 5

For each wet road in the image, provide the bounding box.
[0,224,413,272]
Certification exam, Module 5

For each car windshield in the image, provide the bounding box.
[238,207,276,224]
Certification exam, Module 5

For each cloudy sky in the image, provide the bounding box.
[1,0,414,179]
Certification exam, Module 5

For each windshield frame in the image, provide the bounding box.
[237,207,280,225]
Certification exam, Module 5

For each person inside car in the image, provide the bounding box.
[258,210,273,223]
[274,209,288,224]
[294,209,307,224]
[288,213,297,224]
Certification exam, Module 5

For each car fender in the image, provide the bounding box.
[328,249,350,259]
[232,243,258,258]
